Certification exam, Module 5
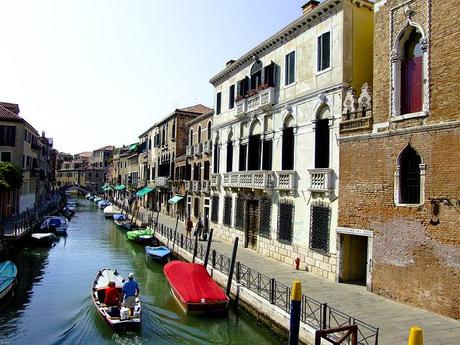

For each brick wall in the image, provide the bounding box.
[338,0,460,319]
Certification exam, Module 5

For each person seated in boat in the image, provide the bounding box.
[122,273,139,313]
[104,281,121,307]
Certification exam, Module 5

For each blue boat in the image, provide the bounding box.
[0,261,18,302]
[145,246,171,262]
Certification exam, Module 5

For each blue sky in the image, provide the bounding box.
[0,0,310,154]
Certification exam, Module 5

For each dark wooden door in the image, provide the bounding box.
[245,200,259,250]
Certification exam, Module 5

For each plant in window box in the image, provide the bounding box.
[246,89,257,97]
[235,95,245,103]
[256,83,269,92]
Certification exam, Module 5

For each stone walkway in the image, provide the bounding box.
[155,213,460,345]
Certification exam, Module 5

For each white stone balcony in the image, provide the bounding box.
[308,168,333,194]
[275,170,297,190]
[202,140,212,154]
[222,171,275,190]
[202,180,210,194]
[192,180,201,192]
[193,143,202,156]
[155,176,169,188]
[184,180,191,192]
[186,145,193,156]
[211,173,221,188]
[236,87,276,116]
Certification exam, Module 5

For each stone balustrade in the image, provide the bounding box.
[308,168,333,193]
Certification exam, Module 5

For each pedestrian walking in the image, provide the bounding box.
[196,216,204,240]
[186,217,193,238]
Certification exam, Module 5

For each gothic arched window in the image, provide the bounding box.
[401,29,423,114]
[395,144,425,205]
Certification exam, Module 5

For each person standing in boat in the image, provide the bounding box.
[122,273,139,313]
[186,217,193,238]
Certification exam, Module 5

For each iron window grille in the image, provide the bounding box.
[211,195,219,222]
[309,204,331,254]
[277,200,294,244]
[223,195,232,227]
[234,197,245,230]
[259,197,272,238]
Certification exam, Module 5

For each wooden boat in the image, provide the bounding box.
[31,232,57,245]
[163,261,229,314]
[127,229,155,244]
[0,261,18,302]
[114,218,133,230]
[145,246,171,261]
[91,269,141,330]
[39,216,68,235]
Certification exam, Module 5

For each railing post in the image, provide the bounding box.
[180,233,184,248]
[203,228,214,269]
[212,249,216,268]
[270,278,275,304]
[226,237,239,296]
[321,303,328,330]
[236,261,241,283]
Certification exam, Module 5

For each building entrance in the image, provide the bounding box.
[339,234,368,286]
[245,200,259,250]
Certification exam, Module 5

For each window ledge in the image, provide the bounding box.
[395,202,424,207]
[392,110,428,122]
[316,66,332,77]
[282,82,297,90]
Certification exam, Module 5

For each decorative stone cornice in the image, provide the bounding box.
[209,0,373,86]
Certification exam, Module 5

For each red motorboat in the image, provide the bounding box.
[164,261,229,314]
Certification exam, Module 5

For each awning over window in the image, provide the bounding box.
[168,195,184,204]
[129,143,138,151]
[102,186,112,191]
[114,184,126,191]
[136,187,154,197]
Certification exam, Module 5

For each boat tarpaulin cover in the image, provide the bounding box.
[164,261,228,304]
[113,214,126,221]
[168,195,183,204]
[129,143,138,151]
[136,187,154,197]
[114,184,126,191]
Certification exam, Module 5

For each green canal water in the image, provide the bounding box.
[0,198,281,345]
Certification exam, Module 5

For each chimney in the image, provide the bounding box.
[301,0,320,15]
[226,59,236,67]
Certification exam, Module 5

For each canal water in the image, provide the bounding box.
[0,198,280,345]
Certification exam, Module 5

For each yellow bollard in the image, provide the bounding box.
[407,326,423,345]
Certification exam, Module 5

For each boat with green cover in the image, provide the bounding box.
[126,229,159,245]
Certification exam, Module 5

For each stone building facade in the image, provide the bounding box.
[209,0,373,280]
[338,0,460,319]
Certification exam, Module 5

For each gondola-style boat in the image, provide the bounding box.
[145,246,171,262]
[0,261,18,302]
[91,269,141,330]
[163,261,229,314]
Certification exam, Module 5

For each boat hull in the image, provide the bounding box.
[0,261,18,303]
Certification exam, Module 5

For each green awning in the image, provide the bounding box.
[136,187,154,197]
[100,183,109,190]
[129,143,138,151]
[103,186,112,191]
[114,184,126,191]
[168,195,184,204]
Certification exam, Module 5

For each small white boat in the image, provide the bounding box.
[103,205,121,219]
[31,233,57,245]
[40,216,69,235]
[85,193,91,199]
[91,269,141,330]
[66,201,77,212]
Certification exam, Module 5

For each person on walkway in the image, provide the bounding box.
[196,217,204,240]
[104,281,121,307]
[122,273,139,312]
[186,217,193,238]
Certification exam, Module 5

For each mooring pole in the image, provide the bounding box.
[172,213,179,252]
[289,280,302,345]
[203,228,214,268]
[226,236,239,296]
[192,227,199,263]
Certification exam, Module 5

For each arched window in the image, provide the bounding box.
[397,144,422,204]
[248,120,262,171]
[189,128,193,146]
[314,106,330,169]
[282,115,295,170]
[226,132,233,173]
[198,126,202,143]
[213,135,220,174]
[401,29,423,114]
[250,60,263,90]
[391,22,427,117]
[207,121,212,140]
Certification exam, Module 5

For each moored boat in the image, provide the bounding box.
[104,205,121,219]
[99,200,111,209]
[39,216,69,235]
[163,261,229,314]
[0,261,18,302]
[31,232,57,246]
[126,229,155,244]
[145,246,171,261]
[91,269,141,330]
